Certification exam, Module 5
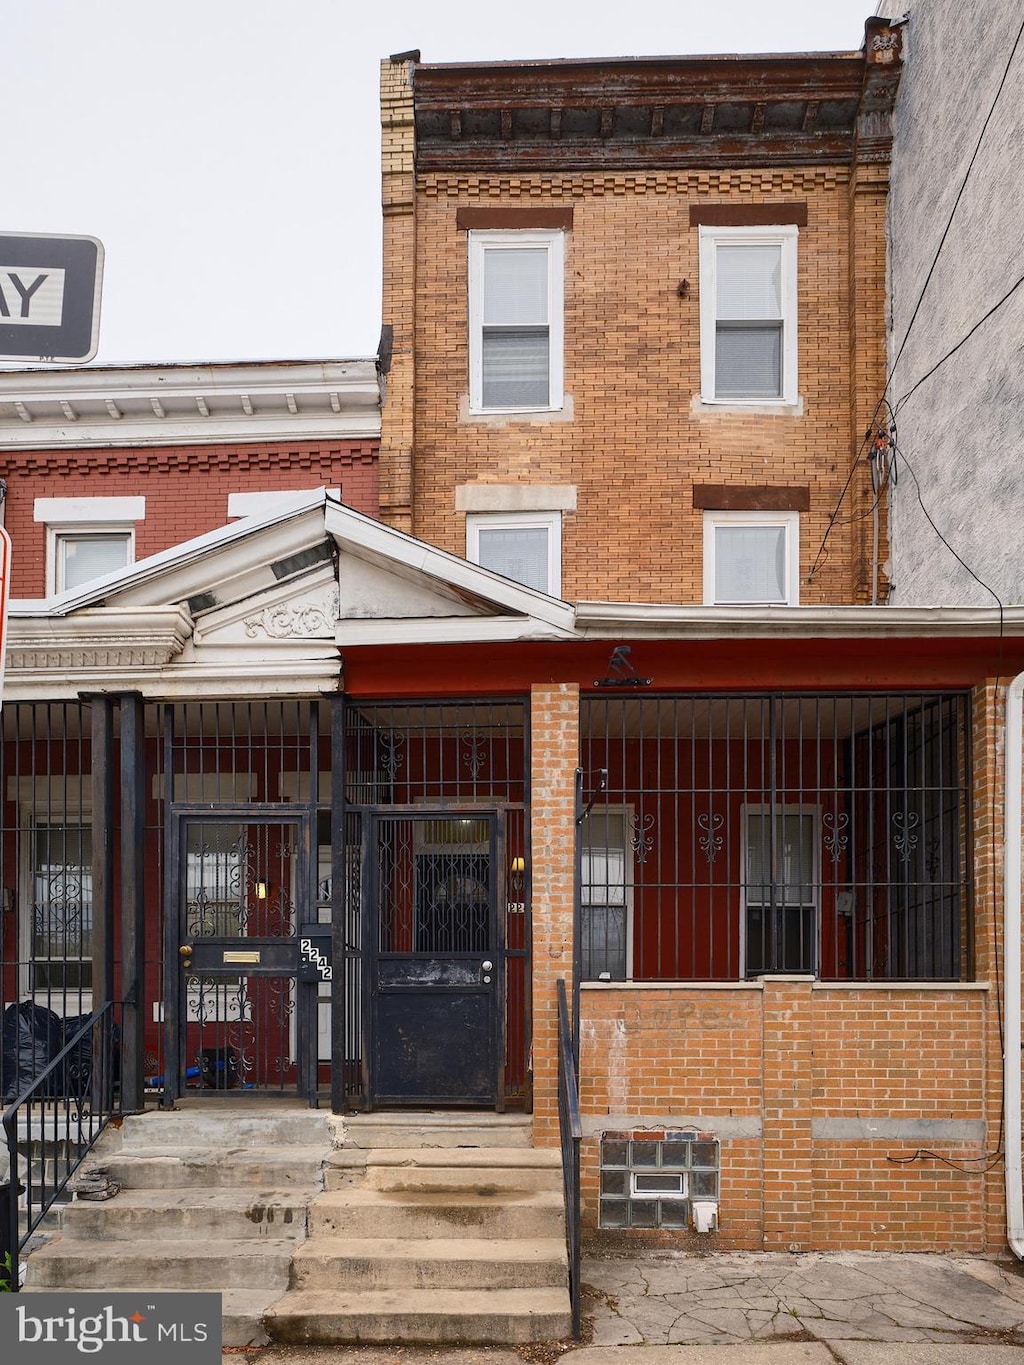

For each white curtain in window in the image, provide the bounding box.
[482,247,550,407]
[714,524,786,603]
[715,243,783,398]
[746,813,815,906]
[476,525,550,592]
[483,248,548,324]
[61,535,130,590]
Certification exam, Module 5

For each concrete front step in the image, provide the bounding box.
[58,1187,310,1240]
[118,1108,339,1151]
[95,1144,328,1189]
[309,1187,565,1240]
[341,1112,532,1149]
[290,1235,567,1290]
[24,1237,297,1290]
[20,1286,280,1349]
[264,1286,572,1345]
[364,1146,561,1194]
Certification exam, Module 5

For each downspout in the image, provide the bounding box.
[1004,671,1024,1258]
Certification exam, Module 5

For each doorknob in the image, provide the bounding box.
[179,944,193,958]
[482,960,493,971]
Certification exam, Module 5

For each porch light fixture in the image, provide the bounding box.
[254,880,269,900]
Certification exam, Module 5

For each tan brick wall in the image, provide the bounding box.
[529,682,579,1146]
[577,980,997,1252]
[385,166,890,606]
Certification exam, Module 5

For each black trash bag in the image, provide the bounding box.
[1,1001,62,1102]
[58,1014,95,1100]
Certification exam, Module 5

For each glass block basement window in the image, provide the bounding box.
[599,1132,720,1229]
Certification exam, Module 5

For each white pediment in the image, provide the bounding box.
[339,553,480,620]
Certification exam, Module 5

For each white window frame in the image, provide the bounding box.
[698,224,798,406]
[35,496,145,597]
[468,229,565,414]
[466,510,562,596]
[740,803,820,978]
[580,804,635,981]
[703,509,800,606]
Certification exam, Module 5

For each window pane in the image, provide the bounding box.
[714,524,786,604]
[481,328,550,408]
[715,323,782,399]
[32,826,93,991]
[581,903,626,979]
[483,248,548,325]
[61,535,130,590]
[716,244,782,320]
[476,525,550,592]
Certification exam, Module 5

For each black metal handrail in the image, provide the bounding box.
[556,977,582,1339]
[2,1001,123,1291]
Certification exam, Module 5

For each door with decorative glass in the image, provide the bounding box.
[164,809,317,1099]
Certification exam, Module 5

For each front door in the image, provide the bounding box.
[164,809,317,1100]
[369,812,502,1106]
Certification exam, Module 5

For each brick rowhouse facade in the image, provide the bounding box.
[374,20,1024,1255]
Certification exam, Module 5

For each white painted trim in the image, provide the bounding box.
[468,229,565,414]
[702,509,800,606]
[698,224,799,406]
[466,510,562,597]
[579,980,764,991]
[335,616,574,646]
[573,602,1024,638]
[812,980,989,991]
[456,484,577,513]
[47,525,135,597]
[228,489,340,519]
[34,497,146,524]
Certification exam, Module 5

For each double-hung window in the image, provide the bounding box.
[743,806,819,976]
[699,226,798,404]
[466,510,562,595]
[35,496,144,596]
[468,230,564,413]
[703,509,799,606]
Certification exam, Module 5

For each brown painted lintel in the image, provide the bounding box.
[690,203,808,227]
[693,484,811,512]
[456,207,574,230]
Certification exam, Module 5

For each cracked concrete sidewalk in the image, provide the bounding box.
[580,1249,1024,1357]
[226,1251,1024,1364]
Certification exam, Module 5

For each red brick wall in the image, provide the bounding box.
[1,439,378,597]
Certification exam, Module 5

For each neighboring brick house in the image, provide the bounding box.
[3,17,1024,1271]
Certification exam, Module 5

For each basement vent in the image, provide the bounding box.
[599,1131,719,1230]
[270,541,334,580]
[186,592,217,614]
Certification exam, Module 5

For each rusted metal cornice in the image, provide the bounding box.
[411,22,902,173]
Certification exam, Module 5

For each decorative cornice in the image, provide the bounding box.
[412,24,902,173]
[1,439,378,478]
[0,359,381,451]
[6,606,193,671]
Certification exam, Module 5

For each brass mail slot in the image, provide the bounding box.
[223,950,261,965]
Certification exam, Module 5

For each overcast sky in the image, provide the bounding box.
[4,1,879,367]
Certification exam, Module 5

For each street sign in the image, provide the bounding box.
[0,231,103,363]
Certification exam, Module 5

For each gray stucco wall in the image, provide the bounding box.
[883,0,1024,605]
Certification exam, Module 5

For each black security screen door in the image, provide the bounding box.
[369,813,502,1106]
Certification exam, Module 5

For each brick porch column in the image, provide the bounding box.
[761,975,815,1249]
[529,682,579,1146]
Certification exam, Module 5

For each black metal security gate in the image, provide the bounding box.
[368,811,503,1106]
[163,808,319,1100]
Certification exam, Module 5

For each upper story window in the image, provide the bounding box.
[467,510,562,596]
[468,230,564,413]
[35,496,144,596]
[703,509,799,606]
[699,225,798,405]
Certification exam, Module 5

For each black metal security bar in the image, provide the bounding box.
[3,1001,123,1292]
[579,693,971,982]
[557,978,582,1340]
